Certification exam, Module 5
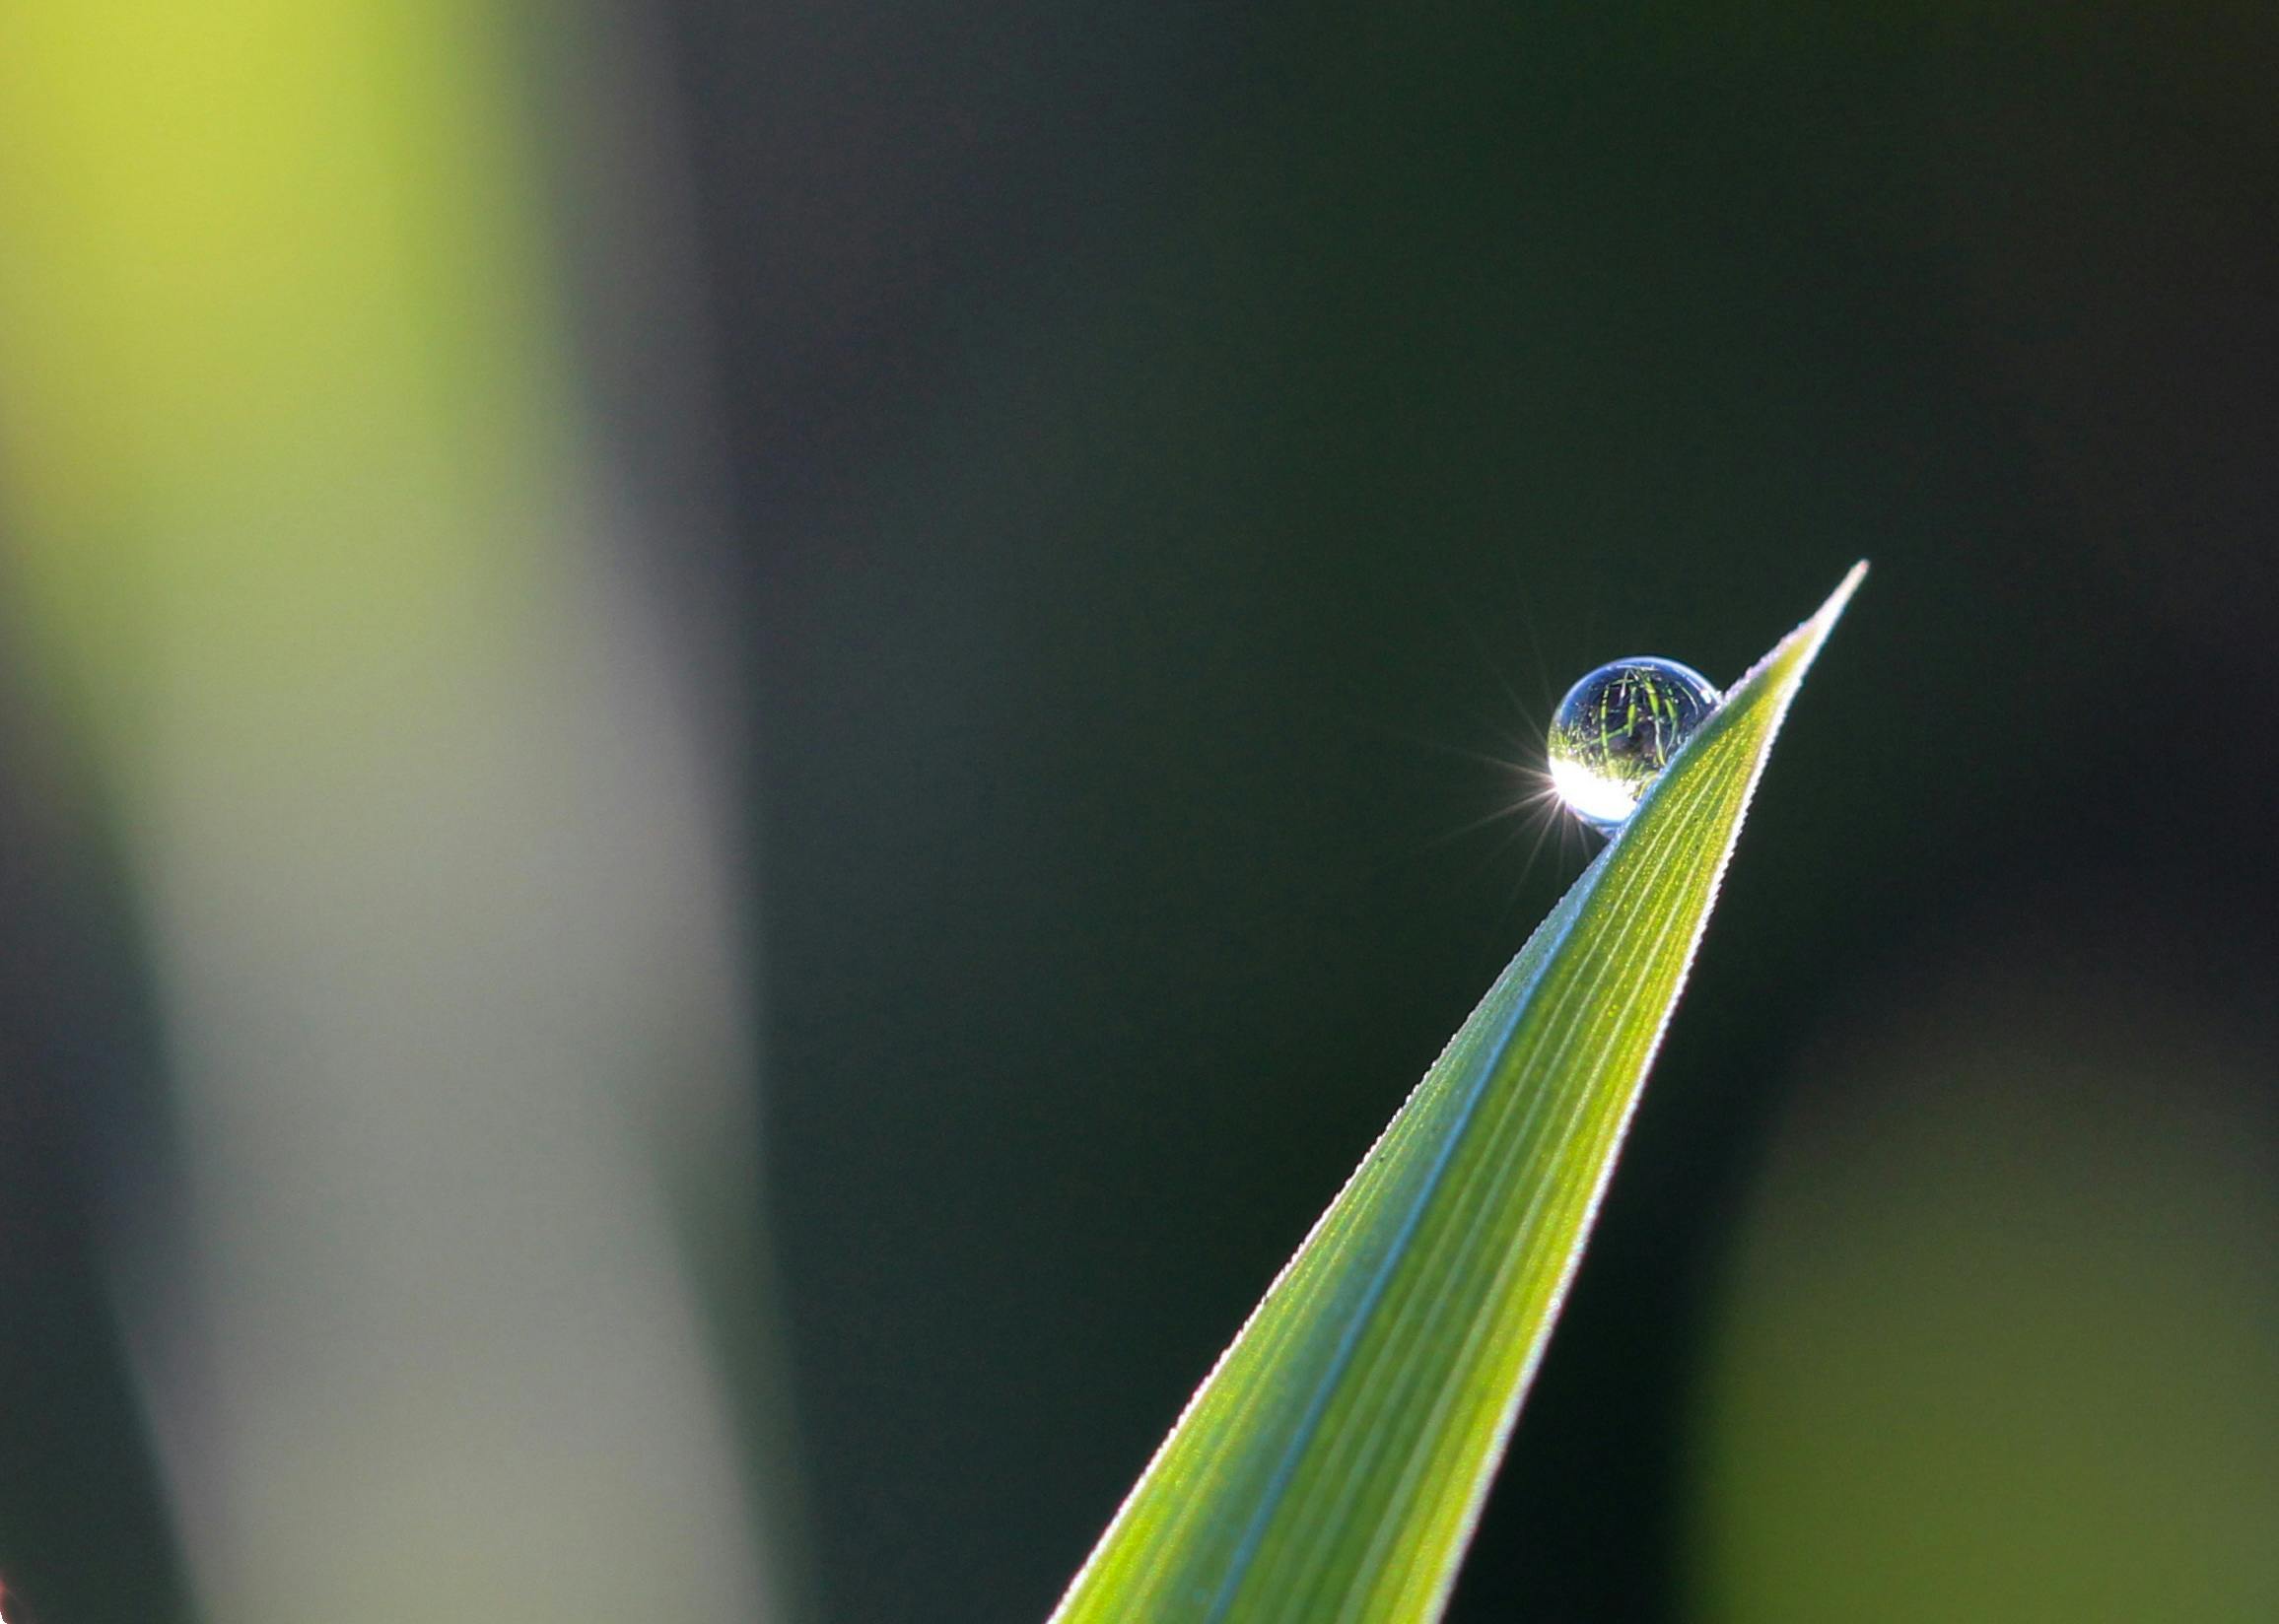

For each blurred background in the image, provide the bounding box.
[2,2,2276,1621]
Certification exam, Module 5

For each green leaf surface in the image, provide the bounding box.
[1051,564,1868,1624]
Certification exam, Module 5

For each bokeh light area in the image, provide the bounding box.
[4,3,2278,1623]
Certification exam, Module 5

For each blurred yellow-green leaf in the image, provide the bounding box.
[0,9,795,1622]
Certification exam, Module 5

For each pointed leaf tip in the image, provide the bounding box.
[1050,569,1865,1624]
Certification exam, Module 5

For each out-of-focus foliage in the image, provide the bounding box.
[1693,977,2279,1623]
[0,6,793,1623]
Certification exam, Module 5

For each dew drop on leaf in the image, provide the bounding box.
[1548,657,1722,831]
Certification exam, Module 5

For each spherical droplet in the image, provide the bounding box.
[1548,656,1722,831]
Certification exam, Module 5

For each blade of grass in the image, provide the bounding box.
[1052,564,1868,1624]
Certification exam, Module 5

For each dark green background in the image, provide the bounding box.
[7,2,2279,1619]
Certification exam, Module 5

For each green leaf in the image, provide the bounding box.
[1051,564,1869,1624]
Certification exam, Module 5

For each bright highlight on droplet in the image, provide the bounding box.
[1548,656,1722,831]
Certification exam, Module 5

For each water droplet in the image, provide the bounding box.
[1548,656,1722,831]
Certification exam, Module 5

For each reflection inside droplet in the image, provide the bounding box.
[1548,656,1721,831]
